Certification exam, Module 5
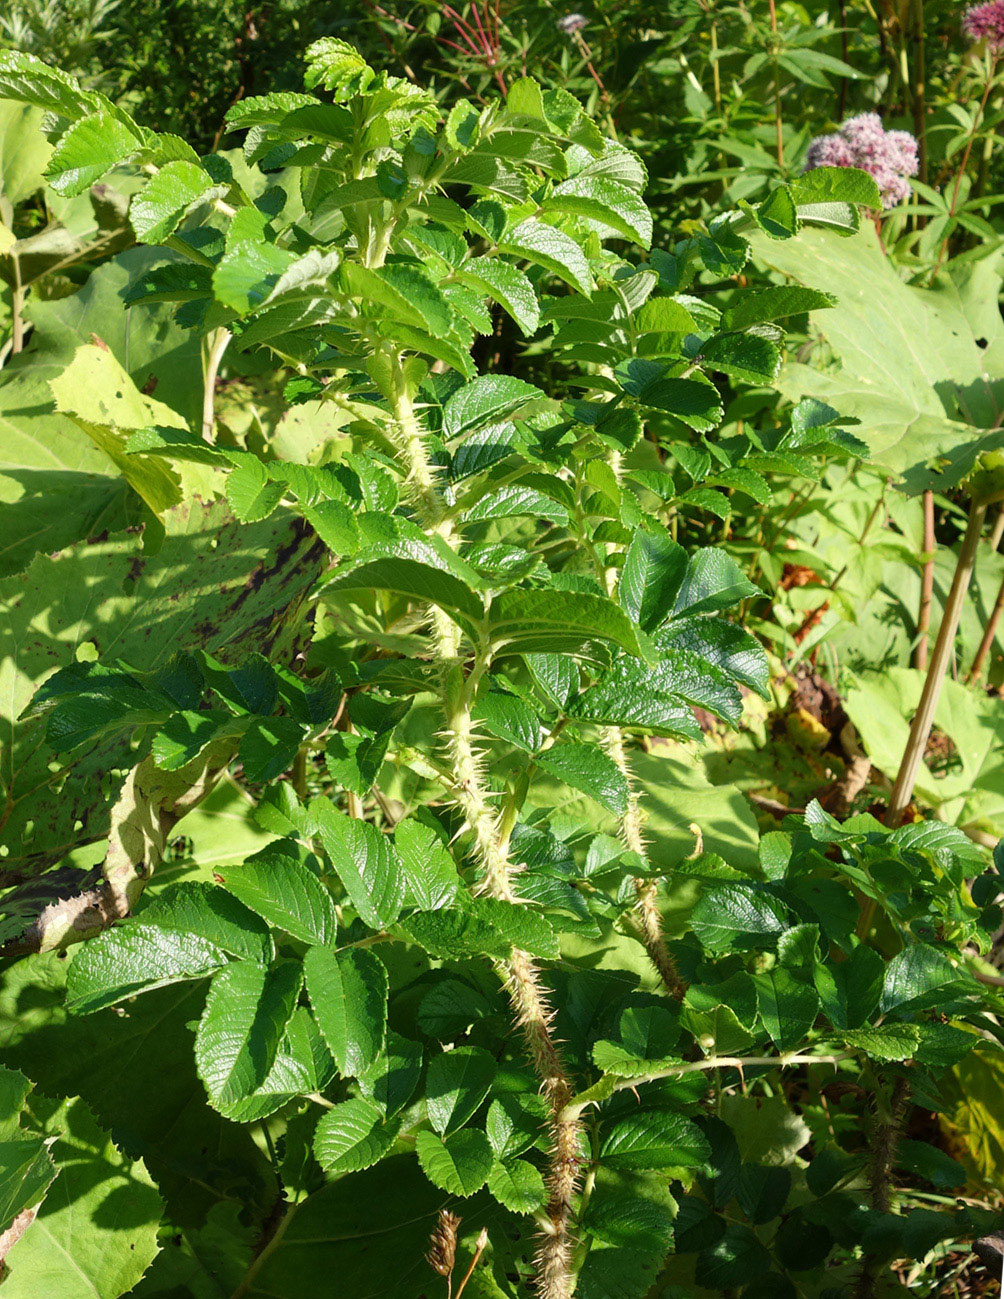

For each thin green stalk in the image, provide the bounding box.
[202,328,232,443]
[888,499,988,824]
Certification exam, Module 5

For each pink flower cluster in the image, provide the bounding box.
[963,1,1004,51]
[805,113,919,209]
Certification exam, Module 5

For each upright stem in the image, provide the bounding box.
[387,350,580,1299]
[202,328,232,443]
[915,489,935,670]
[856,1073,910,1299]
[888,499,987,824]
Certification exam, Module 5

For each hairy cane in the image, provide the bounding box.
[388,355,581,1299]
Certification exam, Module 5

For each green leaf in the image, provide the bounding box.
[754,969,820,1052]
[486,1093,547,1160]
[489,588,650,658]
[487,1158,546,1212]
[569,659,702,739]
[426,1046,496,1136]
[690,885,789,953]
[195,959,301,1110]
[304,946,388,1078]
[214,241,297,316]
[459,258,540,336]
[415,1128,493,1196]
[215,1009,322,1123]
[841,1023,922,1062]
[548,175,652,247]
[219,843,338,946]
[322,539,485,624]
[0,1138,57,1239]
[788,165,882,211]
[699,332,781,385]
[657,616,769,699]
[635,296,699,334]
[600,1112,710,1171]
[358,1031,423,1118]
[49,344,186,516]
[400,895,559,960]
[442,374,547,440]
[312,802,406,929]
[66,883,272,1014]
[725,285,836,330]
[313,1098,400,1175]
[535,742,630,815]
[695,1224,771,1289]
[476,690,545,753]
[344,263,452,338]
[673,548,760,617]
[896,1137,966,1190]
[881,944,975,1016]
[419,980,492,1039]
[394,818,458,911]
[619,530,687,631]
[0,51,103,119]
[465,482,570,525]
[501,218,593,294]
[45,112,141,197]
[130,161,223,243]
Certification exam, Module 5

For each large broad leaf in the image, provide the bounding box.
[228,1155,467,1297]
[0,100,51,205]
[0,957,273,1222]
[49,343,187,515]
[0,247,205,579]
[844,666,1004,836]
[751,223,1004,488]
[1,1095,162,1299]
[0,1068,57,1236]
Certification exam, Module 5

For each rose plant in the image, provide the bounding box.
[0,40,1003,1299]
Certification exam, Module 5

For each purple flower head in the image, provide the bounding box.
[557,12,589,33]
[804,112,919,209]
[963,1,1004,51]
